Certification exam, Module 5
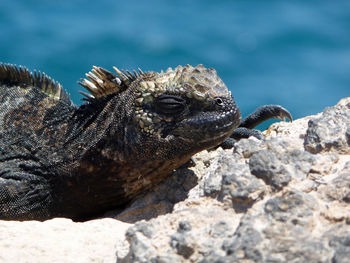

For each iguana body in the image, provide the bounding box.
[0,63,291,221]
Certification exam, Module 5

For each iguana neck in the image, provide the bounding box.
[61,89,136,164]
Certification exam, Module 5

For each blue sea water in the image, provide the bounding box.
[0,0,349,127]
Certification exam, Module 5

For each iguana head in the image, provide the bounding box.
[132,65,240,151]
[80,64,240,160]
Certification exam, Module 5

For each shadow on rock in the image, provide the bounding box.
[104,166,198,223]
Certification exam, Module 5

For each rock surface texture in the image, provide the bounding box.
[1,97,350,263]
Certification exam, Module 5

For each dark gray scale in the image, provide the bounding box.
[0,64,74,220]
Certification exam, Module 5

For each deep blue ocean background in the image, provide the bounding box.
[0,0,349,128]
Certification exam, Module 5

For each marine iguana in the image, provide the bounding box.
[0,63,291,221]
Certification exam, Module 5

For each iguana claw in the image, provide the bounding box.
[220,105,292,148]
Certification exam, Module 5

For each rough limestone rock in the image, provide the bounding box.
[1,97,350,263]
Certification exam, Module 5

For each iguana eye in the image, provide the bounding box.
[156,95,186,115]
[215,97,223,106]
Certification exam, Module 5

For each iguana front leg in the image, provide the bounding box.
[0,169,54,220]
[221,105,292,148]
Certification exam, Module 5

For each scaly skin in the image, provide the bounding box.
[0,63,292,221]
[0,63,241,220]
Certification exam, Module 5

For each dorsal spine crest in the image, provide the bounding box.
[0,63,70,103]
[79,66,145,100]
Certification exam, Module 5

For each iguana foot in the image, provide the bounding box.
[220,105,292,148]
[239,105,292,129]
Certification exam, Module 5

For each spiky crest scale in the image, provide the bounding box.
[0,63,71,104]
[79,66,145,99]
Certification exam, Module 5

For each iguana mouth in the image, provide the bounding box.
[172,106,241,144]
